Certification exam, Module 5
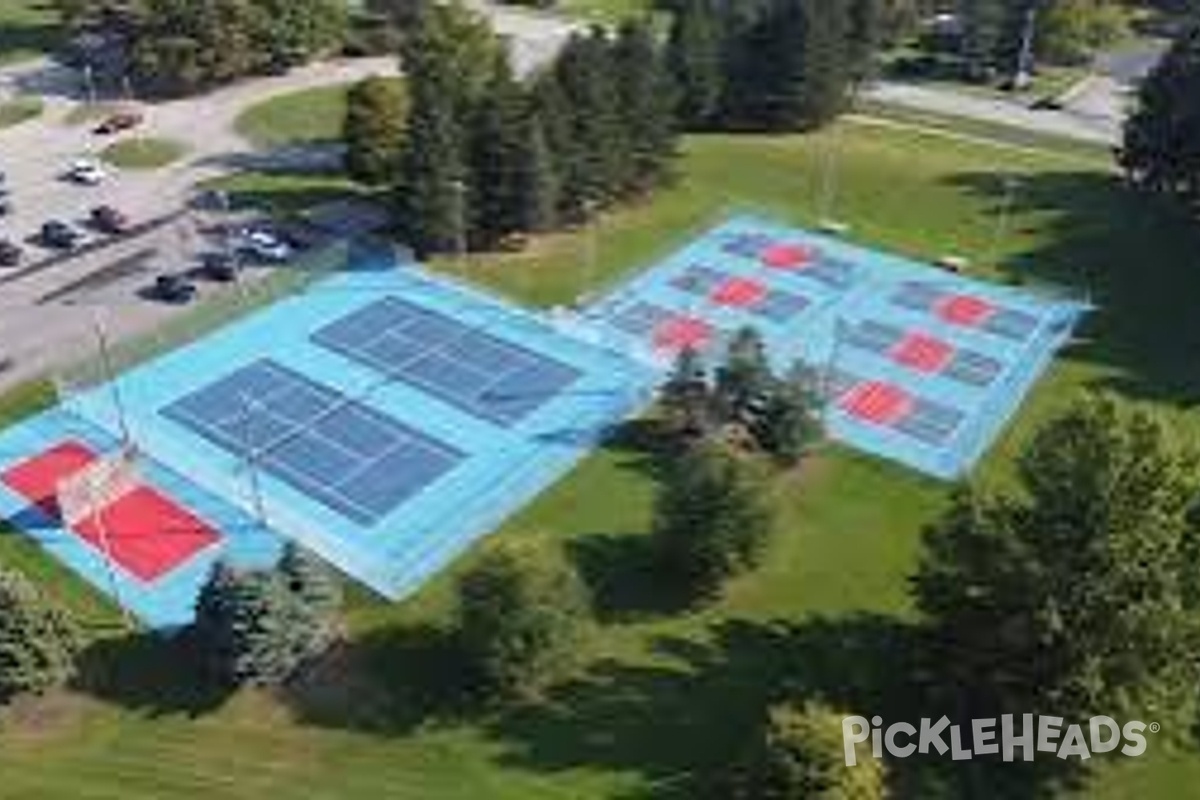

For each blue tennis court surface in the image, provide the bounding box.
[56,264,655,608]
[579,214,1087,478]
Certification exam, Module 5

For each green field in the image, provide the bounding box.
[234,83,356,150]
[2,121,1200,797]
[0,94,42,128]
[0,0,60,65]
[100,137,189,170]
[558,0,655,23]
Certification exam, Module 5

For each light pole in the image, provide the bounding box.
[451,178,468,274]
[581,198,598,304]
[989,174,1021,268]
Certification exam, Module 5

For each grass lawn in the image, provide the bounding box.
[0,95,42,128]
[100,137,189,170]
[1,121,1199,797]
[0,0,60,65]
[558,0,655,23]
[235,83,359,150]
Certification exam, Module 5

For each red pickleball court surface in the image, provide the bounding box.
[711,277,768,308]
[891,332,955,374]
[654,315,713,353]
[840,381,914,425]
[760,243,817,270]
[1,441,220,583]
[936,294,996,327]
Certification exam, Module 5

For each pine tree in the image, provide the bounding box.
[666,0,724,129]
[517,117,561,234]
[0,565,81,704]
[530,72,577,223]
[661,347,715,439]
[613,20,679,196]
[279,542,343,655]
[652,442,776,601]
[715,327,775,427]
[396,53,467,257]
[554,30,624,219]
[467,56,532,249]
[343,76,408,185]
[798,0,854,129]
[754,369,824,464]
[1121,23,1200,198]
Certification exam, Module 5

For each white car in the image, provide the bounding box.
[237,229,292,262]
[69,158,108,186]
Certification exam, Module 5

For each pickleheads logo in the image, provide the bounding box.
[841,715,1157,766]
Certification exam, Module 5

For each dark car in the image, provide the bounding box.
[199,251,239,282]
[90,204,130,234]
[40,220,83,249]
[0,239,22,267]
[151,273,197,305]
[93,111,143,135]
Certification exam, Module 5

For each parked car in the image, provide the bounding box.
[68,158,107,186]
[236,228,292,262]
[199,251,239,282]
[40,220,83,249]
[0,239,23,267]
[93,111,143,136]
[150,273,197,305]
[90,204,130,234]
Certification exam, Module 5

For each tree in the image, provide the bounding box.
[666,0,725,129]
[715,327,775,427]
[612,20,679,196]
[914,394,1200,732]
[1120,22,1200,198]
[661,347,715,439]
[0,565,80,704]
[467,57,533,249]
[753,369,824,464]
[958,0,1010,79]
[279,542,343,654]
[1038,0,1128,66]
[653,442,776,600]
[396,50,467,256]
[194,553,342,687]
[344,76,408,185]
[731,701,885,799]
[456,542,591,699]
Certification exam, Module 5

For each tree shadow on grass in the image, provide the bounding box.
[944,169,1200,408]
[566,533,697,621]
[485,614,1083,799]
[73,631,232,718]
[282,622,481,735]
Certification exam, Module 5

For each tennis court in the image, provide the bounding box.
[44,263,653,618]
[582,214,1087,478]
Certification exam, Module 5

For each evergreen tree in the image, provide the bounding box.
[914,394,1200,733]
[456,542,591,699]
[279,542,343,654]
[554,30,624,218]
[343,76,408,185]
[732,701,886,799]
[517,117,561,234]
[612,20,679,196]
[715,327,775,427]
[666,0,724,129]
[467,56,533,249]
[754,370,824,464]
[652,442,776,601]
[798,0,854,129]
[1121,23,1200,198]
[0,565,80,704]
[396,52,467,257]
[661,347,715,439]
[530,72,578,223]
[958,0,1010,79]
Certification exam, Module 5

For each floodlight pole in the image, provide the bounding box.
[818,122,844,230]
[823,316,846,430]
[582,198,599,304]
[451,179,468,275]
[239,393,269,528]
[990,175,1021,268]
[90,311,133,447]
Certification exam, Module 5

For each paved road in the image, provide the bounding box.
[863,81,1120,145]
